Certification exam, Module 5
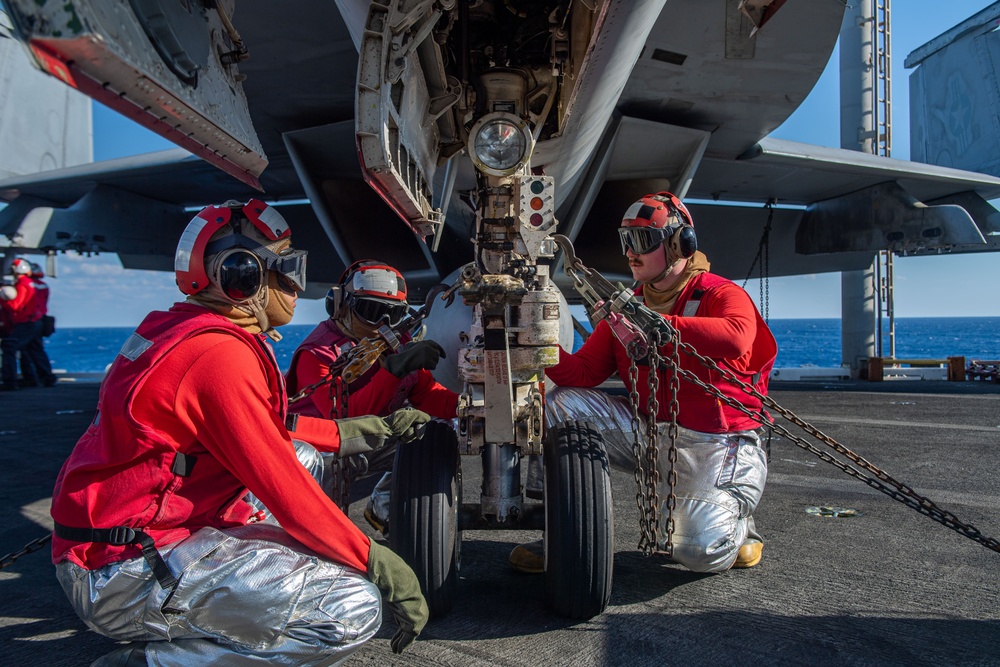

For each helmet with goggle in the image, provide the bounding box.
[174,199,307,303]
[618,191,697,261]
[338,260,409,327]
[10,258,32,276]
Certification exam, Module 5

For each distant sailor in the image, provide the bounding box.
[17,262,56,387]
[0,258,56,390]
[511,191,778,574]
[286,260,458,534]
[49,200,429,666]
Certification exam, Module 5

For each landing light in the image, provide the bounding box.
[468,113,534,177]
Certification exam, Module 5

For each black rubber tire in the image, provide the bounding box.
[389,420,460,617]
[543,420,614,619]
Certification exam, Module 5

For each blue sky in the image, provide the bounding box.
[41,1,1000,326]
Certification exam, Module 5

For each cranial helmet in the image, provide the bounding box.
[11,258,32,276]
[30,262,44,278]
[326,260,408,327]
[174,198,306,303]
[618,191,697,263]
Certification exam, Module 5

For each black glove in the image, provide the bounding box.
[384,340,446,378]
[367,541,429,653]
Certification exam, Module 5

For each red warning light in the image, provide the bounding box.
[530,213,544,227]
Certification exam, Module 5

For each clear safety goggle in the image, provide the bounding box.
[265,247,307,292]
[349,295,409,327]
[618,226,672,255]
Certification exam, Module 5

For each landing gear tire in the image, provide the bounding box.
[389,420,461,617]
[543,420,613,619]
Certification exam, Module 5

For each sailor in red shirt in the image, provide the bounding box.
[17,262,56,387]
[511,192,777,575]
[1,258,55,389]
[287,260,458,534]
[50,200,429,666]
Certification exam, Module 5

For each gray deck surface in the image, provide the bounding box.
[2,379,998,666]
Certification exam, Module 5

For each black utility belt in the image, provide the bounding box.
[53,521,178,591]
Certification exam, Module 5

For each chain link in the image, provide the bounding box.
[644,334,662,555]
[742,200,773,323]
[662,328,681,557]
[627,348,657,554]
[0,532,51,570]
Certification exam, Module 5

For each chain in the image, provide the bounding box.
[627,349,657,554]
[742,199,774,322]
[644,338,662,555]
[662,333,1000,554]
[626,328,678,558]
[327,376,353,513]
[288,355,350,405]
[763,225,770,322]
[554,234,1000,555]
[0,532,51,570]
[642,329,663,557]
[660,328,681,558]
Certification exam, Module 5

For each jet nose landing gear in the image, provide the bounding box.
[389,417,613,620]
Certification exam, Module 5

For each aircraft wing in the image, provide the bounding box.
[0,148,353,291]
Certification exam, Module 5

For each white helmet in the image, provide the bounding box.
[10,258,32,275]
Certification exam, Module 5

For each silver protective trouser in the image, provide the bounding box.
[545,386,767,573]
[57,440,381,667]
[246,439,327,520]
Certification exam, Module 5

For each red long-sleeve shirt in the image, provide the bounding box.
[131,332,371,571]
[52,306,372,574]
[2,275,39,324]
[547,274,775,433]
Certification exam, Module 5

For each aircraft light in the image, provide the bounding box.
[469,112,534,177]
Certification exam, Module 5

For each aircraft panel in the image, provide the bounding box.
[908,13,1000,178]
[0,12,92,178]
[690,137,1000,205]
[0,149,258,208]
[618,0,846,159]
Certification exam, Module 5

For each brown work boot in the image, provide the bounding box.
[508,539,544,574]
[732,540,763,568]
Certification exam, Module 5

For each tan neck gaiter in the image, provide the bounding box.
[641,250,711,314]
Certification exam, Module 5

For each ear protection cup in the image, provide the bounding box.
[667,225,698,264]
[325,285,343,319]
[215,248,264,302]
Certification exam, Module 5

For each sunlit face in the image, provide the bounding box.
[625,244,686,288]
[626,242,667,283]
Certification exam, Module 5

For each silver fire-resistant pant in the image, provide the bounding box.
[545,386,768,573]
[56,440,382,666]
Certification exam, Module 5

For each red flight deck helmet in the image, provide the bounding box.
[326,260,409,327]
[174,199,306,303]
[618,191,697,263]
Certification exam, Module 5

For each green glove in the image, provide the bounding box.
[367,541,429,654]
[335,415,393,457]
[384,408,432,444]
[384,340,446,378]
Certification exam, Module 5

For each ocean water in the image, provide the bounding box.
[37,317,1000,374]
